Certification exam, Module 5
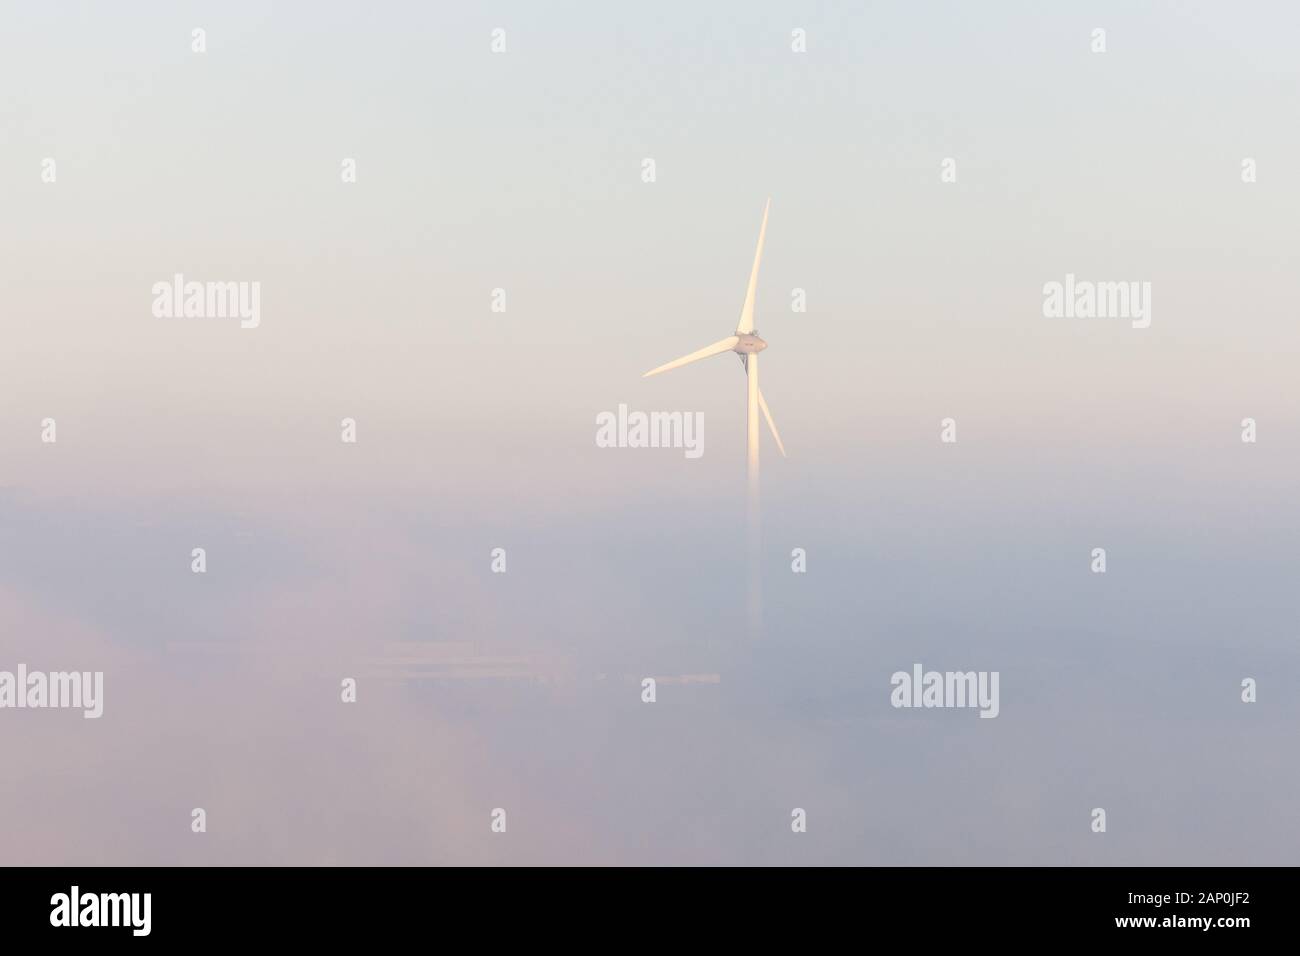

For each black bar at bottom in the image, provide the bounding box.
[0,866,1279,942]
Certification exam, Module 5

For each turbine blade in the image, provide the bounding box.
[736,198,770,334]
[643,336,739,378]
[758,388,787,458]
[739,355,786,457]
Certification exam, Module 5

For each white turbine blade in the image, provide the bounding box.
[643,336,739,378]
[736,198,770,334]
[740,355,787,458]
[758,388,786,457]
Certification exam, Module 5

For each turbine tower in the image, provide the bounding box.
[643,200,785,631]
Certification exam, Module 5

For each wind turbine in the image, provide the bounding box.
[643,199,785,629]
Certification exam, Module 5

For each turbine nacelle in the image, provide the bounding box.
[733,333,767,354]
